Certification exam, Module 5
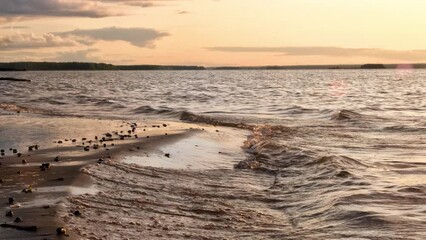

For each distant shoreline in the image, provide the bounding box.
[0,62,424,71]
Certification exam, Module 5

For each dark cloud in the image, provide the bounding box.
[207,46,426,61]
[0,27,169,51]
[0,0,121,18]
[57,27,169,47]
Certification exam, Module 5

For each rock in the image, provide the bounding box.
[22,159,27,164]
[56,227,66,235]
[73,210,81,216]
[84,146,90,151]
[165,153,170,158]
[5,210,13,217]
[14,217,22,223]
[12,149,18,154]
[54,156,59,162]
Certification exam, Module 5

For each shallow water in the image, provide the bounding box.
[1,69,425,239]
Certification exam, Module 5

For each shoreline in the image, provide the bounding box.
[0,113,249,239]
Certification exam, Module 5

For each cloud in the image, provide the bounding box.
[100,0,179,8]
[0,32,81,50]
[1,25,30,29]
[0,0,121,18]
[0,27,168,51]
[207,46,426,61]
[57,27,169,47]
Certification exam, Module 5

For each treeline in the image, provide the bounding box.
[0,62,205,71]
[2,62,426,71]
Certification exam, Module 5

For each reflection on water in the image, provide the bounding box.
[1,70,425,239]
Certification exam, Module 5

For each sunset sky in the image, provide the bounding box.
[1,0,426,66]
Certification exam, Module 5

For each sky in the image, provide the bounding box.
[1,0,426,66]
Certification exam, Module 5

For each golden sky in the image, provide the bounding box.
[1,0,426,66]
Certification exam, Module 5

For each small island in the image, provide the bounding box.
[360,64,386,69]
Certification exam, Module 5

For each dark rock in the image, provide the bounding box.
[22,159,27,164]
[84,146,90,151]
[17,153,22,157]
[54,156,59,162]
[57,141,63,144]
[12,149,17,154]
[73,210,81,216]
[56,227,66,235]
[8,197,14,204]
[14,217,22,223]
[165,153,170,158]
[5,210,13,217]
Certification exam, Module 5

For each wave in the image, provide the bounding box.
[94,99,126,109]
[0,102,55,115]
[331,109,364,121]
[133,105,253,129]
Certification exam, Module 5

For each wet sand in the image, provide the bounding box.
[0,114,249,239]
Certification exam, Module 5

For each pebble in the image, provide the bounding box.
[56,227,67,235]
[14,217,22,223]
[5,211,13,217]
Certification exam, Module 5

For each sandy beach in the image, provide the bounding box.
[0,112,252,239]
